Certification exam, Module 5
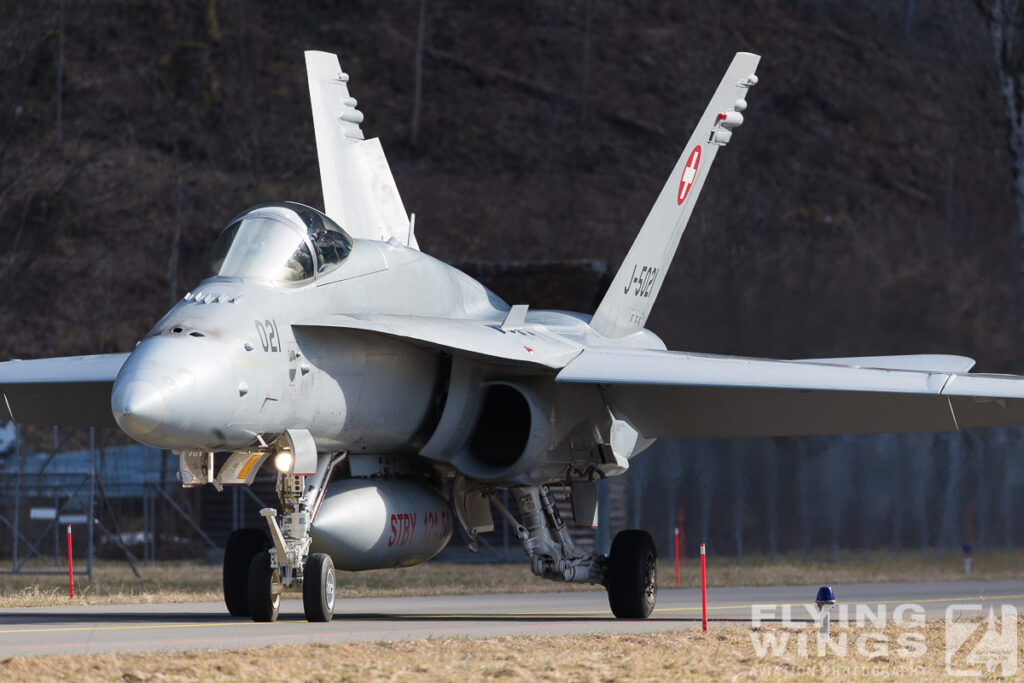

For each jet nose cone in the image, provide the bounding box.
[111,381,166,435]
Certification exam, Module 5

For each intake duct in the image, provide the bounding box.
[469,384,531,468]
[420,359,550,482]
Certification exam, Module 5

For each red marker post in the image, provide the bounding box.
[673,528,680,585]
[66,524,74,599]
[700,543,707,632]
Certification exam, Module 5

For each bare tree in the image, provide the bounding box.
[168,144,182,306]
[901,0,916,44]
[975,1,1024,299]
[581,0,592,125]
[411,0,427,146]
[56,0,64,145]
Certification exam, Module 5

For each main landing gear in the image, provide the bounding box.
[223,452,345,623]
[606,529,657,618]
[491,485,657,619]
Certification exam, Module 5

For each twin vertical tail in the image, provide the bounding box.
[305,51,419,249]
[589,52,760,339]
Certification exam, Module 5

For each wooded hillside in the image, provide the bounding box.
[1,1,1020,370]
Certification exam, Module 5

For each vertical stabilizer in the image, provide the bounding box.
[305,51,419,249]
[589,52,759,338]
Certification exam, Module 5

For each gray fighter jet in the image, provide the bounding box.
[4,51,1024,622]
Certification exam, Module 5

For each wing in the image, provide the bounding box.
[797,354,976,373]
[555,348,1024,438]
[305,51,418,249]
[293,314,581,369]
[0,353,129,427]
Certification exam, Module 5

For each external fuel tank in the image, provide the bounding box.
[309,477,453,571]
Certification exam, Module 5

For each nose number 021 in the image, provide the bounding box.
[255,319,281,353]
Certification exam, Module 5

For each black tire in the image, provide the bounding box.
[302,553,336,622]
[223,528,270,617]
[247,550,281,622]
[606,529,657,619]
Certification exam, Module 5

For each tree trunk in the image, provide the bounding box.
[168,144,181,305]
[411,0,427,147]
[56,0,64,145]
[976,0,1024,318]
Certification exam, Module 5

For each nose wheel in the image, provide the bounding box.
[302,552,336,622]
[223,528,271,617]
[605,529,657,619]
[248,550,282,622]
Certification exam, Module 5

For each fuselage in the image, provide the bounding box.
[113,238,496,450]
[111,205,665,483]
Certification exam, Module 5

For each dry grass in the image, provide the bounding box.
[1,617,1021,681]
[1,549,1020,608]
[671,548,1024,588]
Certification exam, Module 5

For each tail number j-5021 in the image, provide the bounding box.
[624,265,659,298]
[255,319,281,352]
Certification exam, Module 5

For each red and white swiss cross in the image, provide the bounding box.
[677,145,701,206]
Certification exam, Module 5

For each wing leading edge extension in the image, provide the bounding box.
[293,314,582,369]
[556,347,1024,438]
[0,353,129,427]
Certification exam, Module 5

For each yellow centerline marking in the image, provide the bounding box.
[2,593,1022,635]
[410,593,1024,618]
[0,621,281,635]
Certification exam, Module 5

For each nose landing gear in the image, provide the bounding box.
[248,549,282,622]
[302,552,336,622]
[223,528,271,617]
[223,451,345,623]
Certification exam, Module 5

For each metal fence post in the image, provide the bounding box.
[502,489,509,560]
[144,487,150,563]
[88,428,95,579]
[12,422,20,572]
[54,490,59,566]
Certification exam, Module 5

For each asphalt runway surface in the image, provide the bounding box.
[1,580,1022,656]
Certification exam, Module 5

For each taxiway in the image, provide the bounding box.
[0,580,1021,656]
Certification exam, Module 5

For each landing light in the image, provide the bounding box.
[274,450,294,473]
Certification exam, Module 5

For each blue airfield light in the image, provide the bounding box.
[815,585,837,640]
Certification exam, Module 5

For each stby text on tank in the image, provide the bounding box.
[6,50,1024,623]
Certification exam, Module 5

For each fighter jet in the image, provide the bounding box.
[4,51,1024,623]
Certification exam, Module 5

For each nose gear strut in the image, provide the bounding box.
[248,451,345,622]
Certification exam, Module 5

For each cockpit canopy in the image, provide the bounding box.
[210,202,353,282]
